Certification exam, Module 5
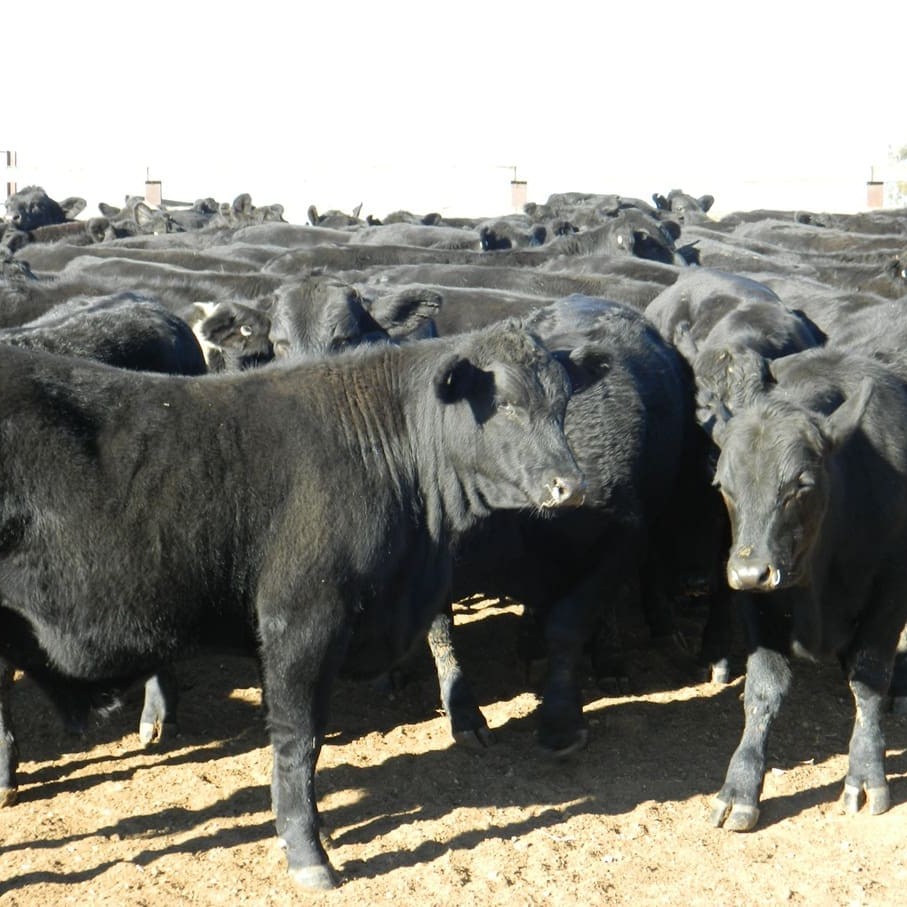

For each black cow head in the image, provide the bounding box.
[4,186,86,231]
[432,325,585,515]
[267,276,390,359]
[713,380,872,592]
[190,301,274,371]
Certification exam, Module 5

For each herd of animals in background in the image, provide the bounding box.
[1,183,907,887]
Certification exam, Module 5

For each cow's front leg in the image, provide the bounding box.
[843,649,893,816]
[259,607,347,890]
[711,645,791,831]
[0,660,19,806]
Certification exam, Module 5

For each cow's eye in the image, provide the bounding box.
[782,474,814,508]
[797,471,815,491]
[496,400,520,421]
[240,324,253,337]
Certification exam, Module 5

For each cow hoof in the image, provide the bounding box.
[542,727,589,759]
[843,783,890,815]
[139,719,177,746]
[868,785,891,815]
[0,786,18,807]
[710,797,759,831]
[453,725,495,749]
[709,659,731,685]
[139,720,161,746]
[289,863,340,890]
[843,783,862,813]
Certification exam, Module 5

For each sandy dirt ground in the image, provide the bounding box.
[2,597,907,907]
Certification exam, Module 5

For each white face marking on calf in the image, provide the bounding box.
[191,302,222,368]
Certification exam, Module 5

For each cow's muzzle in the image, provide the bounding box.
[727,554,783,591]
[541,475,586,509]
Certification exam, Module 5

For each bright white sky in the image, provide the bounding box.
[4,1,904,222]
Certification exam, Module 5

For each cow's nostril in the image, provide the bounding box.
[728,561,782,591]
[544,476,585,509]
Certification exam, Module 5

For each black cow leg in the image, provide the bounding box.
[426,609,493,748]
[537,645,587,756]
[887,629,907,713]
[711,645,791,831]
[537,564,615,755]
[699,571,735,684]
[139,668,180,745]
[587,581,632,695]
[260,607,346,890]
[842,649,893,815]
[0,660,19,806]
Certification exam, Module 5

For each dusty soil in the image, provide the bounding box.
[2,596,907,907]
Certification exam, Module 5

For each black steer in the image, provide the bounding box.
[0,322,583,889]
[0,292,207,376]
[4,185,86,233]
[0,291,208,792]
[646,269,825,419]
[183,299,274,371]
[429,295,719,752]
[708,348,907,832]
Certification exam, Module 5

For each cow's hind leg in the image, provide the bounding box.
[0,660,19,806]
[537,559,620,755]
[139,668,180,745]
[427,607,493,748]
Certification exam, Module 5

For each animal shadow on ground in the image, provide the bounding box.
[4,597,906,888]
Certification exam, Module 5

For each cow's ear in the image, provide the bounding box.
[134,203,156,227]
[434,355,476,403]
[60,196,86,220]
[369,288,442,340]
[554,345,610,394]
[698,195,715,213]
[98,202,119,217]
[824,378,873,450]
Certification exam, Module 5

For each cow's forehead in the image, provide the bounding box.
[464,327,566,392]
[719,404,825,482]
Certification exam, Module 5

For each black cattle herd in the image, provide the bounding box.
[1,184,907,888]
